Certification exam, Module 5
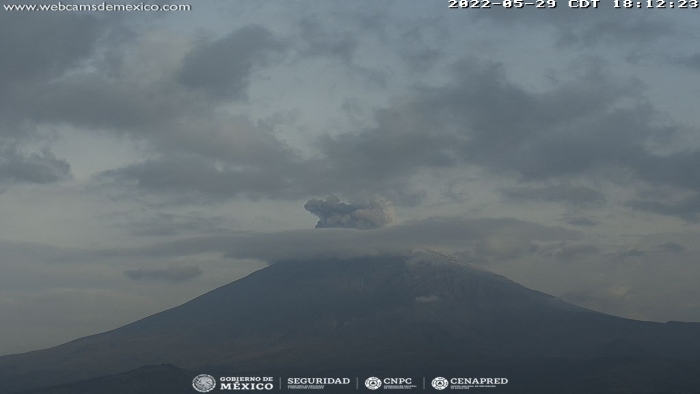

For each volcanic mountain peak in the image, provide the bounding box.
[2,254,700,394]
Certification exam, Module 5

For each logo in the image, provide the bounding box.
[369,377,416,390]
[365,377,382,390]
[431,377,449,390]
[287,377,352,390]
[219,376,275,390]
[193,374,217,393]
[444,377,508,390]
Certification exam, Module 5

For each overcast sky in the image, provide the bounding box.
[2,0,700,355]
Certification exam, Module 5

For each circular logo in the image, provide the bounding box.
[365,377,382,390]
[432,377,449,390]
[192,374,217,393]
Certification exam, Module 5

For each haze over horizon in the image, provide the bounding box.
[2,0,700,357]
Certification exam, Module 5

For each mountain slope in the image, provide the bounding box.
[2,255,700,393]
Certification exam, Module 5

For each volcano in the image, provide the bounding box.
[2,255,700,393]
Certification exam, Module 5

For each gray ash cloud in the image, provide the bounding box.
[304,195,395,230]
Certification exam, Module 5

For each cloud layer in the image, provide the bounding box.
[123,265,202,283]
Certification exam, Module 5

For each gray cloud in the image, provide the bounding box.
[671,53,700,71]
[321,58,644,185]
[92,55,691,213]
[0,9,107,86]
[304,195,394,229]
[502,184,606,208]
[625,194,700,222]
[21,13,681,212]
[0,144,71,186]
[317,57,700,219]
[177,25,285,100]
[100,152,304,202]
[123,265,202,283]
[0,7,112,192]
[72,216,578,265]
[474,7,676,48]
[120,212,233,237]
[19,26,284,132]
[655,242,686,254]
[16,216,574,268]
[612,248,646,260]
[213,216,578,263]
[3,23,290,204]
[558,244,600,261]
[13,24,698,226]
[1,2,695,216]
[298,18,358,63]
[467,237,537,264]
[555,15,674,48]
[0,7,127,136]
[22,74,192,131]
[415,295,440,303]
[563,216,599,226]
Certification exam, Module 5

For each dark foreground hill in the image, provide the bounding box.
[17,364,192,394]
[2,255,700,393]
